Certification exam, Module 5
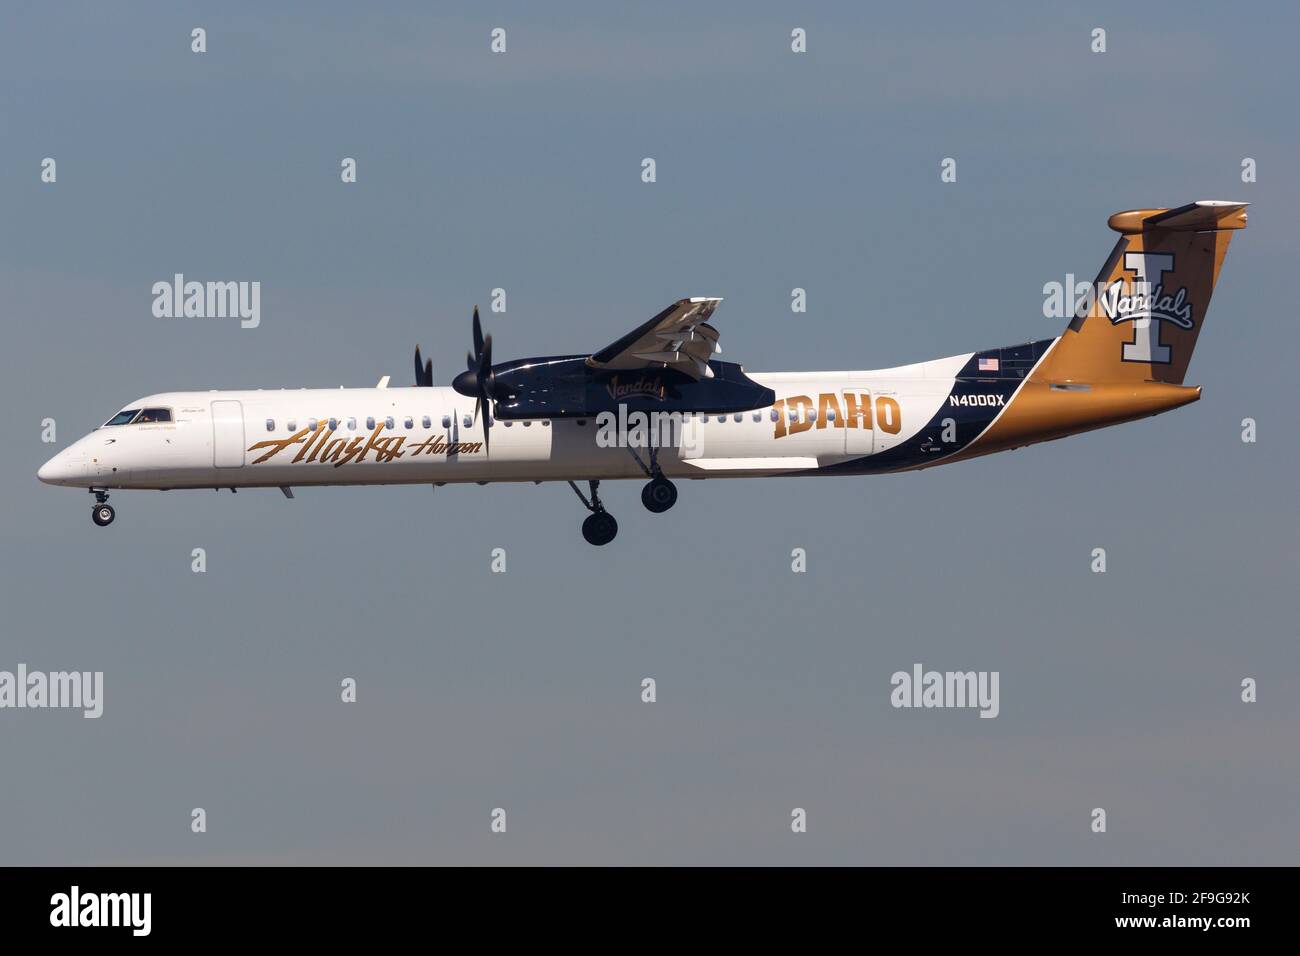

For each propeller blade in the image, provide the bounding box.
[473,394,491,454]
[414,346,433,386]
[460,306,493,454]
[472,306,484,358]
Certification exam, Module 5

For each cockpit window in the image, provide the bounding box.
[136,408,172,423]
[104,409,140,426]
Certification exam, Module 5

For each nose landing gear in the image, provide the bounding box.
[90,490,115,527]
[568,480,618,546]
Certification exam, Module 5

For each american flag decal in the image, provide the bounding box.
[978,357,999,371]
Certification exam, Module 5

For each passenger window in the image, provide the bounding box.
[265,419,275,431]
[809,410,818,422]
[752,411,761,422]
[328,418,338,430]
[504,421,512,427]
[787,410,797,423]
[136,408,172,423]
[405,417,414,429]
[385,417,395,429]
[307,418,318,431]
[462,415,472,428]
[347,418,356,430]
[422,416,431,429]
[769,409,778,422]
[287,420,297,431]
[733,413,742,422]
[441,415,451,428]
[523,420,531,427]
[366,417,375,429]
[827,410,836,422]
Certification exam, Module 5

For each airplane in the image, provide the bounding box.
[38,200,1247,545]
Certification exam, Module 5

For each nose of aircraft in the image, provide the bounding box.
[37,447,87,486]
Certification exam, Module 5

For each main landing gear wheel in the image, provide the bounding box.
[581,510,618,546]
[627,446,677,515]
[569,479,618,546]
[641,477,677,514]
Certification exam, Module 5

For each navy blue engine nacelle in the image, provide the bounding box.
[456,355,775,421]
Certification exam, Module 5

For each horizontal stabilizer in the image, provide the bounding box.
[1108,201,1248,234]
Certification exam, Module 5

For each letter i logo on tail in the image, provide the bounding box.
[1104,251,1186,364]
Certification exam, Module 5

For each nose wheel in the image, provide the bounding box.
[89,490,115,527]
[569,480,618,546]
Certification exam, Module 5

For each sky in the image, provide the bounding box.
[0,0,1296,865]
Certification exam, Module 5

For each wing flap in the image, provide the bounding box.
[588,298,724,379]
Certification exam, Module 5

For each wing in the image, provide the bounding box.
[587,297,724,380]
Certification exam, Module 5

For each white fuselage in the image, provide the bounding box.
[37,350,1029,491]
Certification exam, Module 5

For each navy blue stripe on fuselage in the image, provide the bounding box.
[809,338,1055,476]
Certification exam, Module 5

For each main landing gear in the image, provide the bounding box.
[629,445,678,515]
[641,476,677,514]
[90,489,115,527]
[569,480,618,546]
[567,448,681,546]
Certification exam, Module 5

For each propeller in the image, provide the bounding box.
[451,306,496,452]
[413,345,433,387]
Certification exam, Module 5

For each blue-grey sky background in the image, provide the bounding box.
[1,1,1296,864]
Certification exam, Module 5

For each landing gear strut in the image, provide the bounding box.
[628,445,678,514]
[90,489,115,527]
[568,480,618,546]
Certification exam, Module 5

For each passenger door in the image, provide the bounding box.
[842,389,874,457]
[211,400,245,468]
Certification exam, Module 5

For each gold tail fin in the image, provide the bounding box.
[1032,201,1247,386]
